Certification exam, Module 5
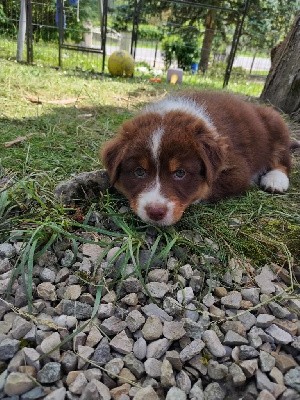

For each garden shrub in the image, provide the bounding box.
[161,34,199,70]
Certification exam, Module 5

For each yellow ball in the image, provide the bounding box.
[108,50,135,77]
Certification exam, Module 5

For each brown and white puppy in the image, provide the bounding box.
[101,91,293,226]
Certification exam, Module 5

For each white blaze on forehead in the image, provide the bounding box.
[144,96,217,134]
[136,177,175,226]
[149,127,164,161]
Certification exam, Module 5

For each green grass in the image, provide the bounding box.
[0,57,299,295]
[0,58,263,178]
[0,37,105,71]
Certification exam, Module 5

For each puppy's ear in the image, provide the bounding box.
[196,133,228,185]
[101,136,127,185]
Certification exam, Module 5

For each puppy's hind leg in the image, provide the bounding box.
[257,106,292,194]
[260,146,291,194]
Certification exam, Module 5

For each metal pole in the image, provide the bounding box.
[131,0,144,59]
[26,0,33,64]
[223,0,250,87]
[57,0,64,68]
[131,0,138,57]
[100,0,108,73]
[17,0,26,62]
[153,41,158,68]
[249,50,257,75]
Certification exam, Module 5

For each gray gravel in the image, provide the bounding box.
[0,238,300,399]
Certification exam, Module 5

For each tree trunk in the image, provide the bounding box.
[261,13,300,121]
[199,9,216,73]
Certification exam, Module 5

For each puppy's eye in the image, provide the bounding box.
[173,169,186,179]
[134,167,147,178]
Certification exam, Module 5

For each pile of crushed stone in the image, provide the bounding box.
[0,236,300,400]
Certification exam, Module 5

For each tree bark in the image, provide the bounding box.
[261,13,300,121]
[199,9,216,73]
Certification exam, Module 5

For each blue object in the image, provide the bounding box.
[69,0,78,6]
[191,62,199,74]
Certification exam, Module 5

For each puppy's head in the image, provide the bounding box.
[101,110,226,226]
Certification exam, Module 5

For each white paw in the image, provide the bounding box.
[260,169,289,193]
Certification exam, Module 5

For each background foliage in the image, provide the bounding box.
[1,0,300,70]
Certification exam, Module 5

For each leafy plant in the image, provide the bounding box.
[110,2,135,32]
[161,34,199,70]
[138,24,163,41]
[0,4,7,24]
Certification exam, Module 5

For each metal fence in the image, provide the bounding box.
[0,0,271,85]
[116,37,271,74]
[1,0,21,60]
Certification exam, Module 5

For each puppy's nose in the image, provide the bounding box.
[145,204,167,221]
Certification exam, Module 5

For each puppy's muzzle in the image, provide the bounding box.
[145,203,168,222]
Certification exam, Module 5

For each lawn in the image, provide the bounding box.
[0,58,263,179]
[0,57,299,286]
